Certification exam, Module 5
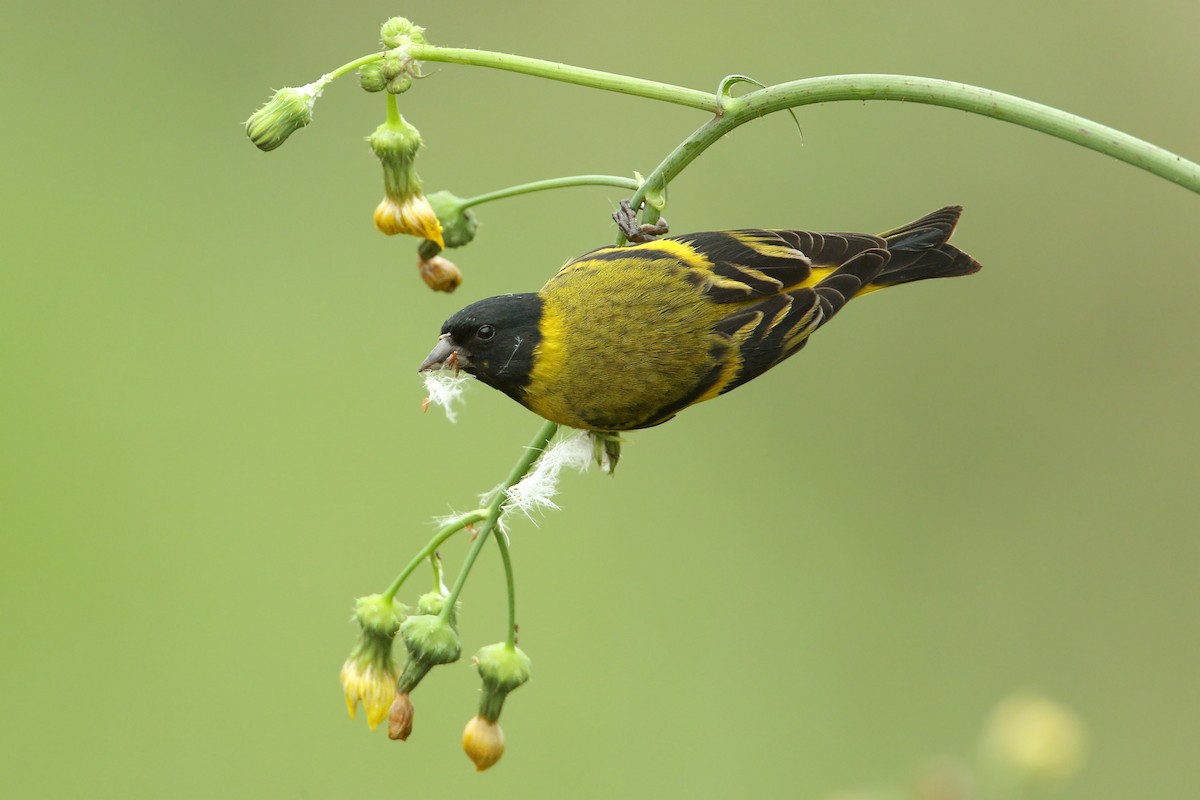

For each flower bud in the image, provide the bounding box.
[426,191,478,249]
[387,74,414,95]
[395,613,461,694]
[369,117,422,185]
[401,614,461,664]
[379,55,405,82]
[339,594,407,730]
[380,17,428,48]
[474,643,531,721]
[416,590,460,621]
[387,691,414,741]
[462,715,505,771]
[358,61,386,93]
[245,83,324,152]
[418,255,463,293]
[981,694,1086,784]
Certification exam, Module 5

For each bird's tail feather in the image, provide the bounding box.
[864,205,982,293]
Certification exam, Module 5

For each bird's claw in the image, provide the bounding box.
[613,199,669,243]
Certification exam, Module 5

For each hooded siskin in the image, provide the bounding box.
[420,206,981,432]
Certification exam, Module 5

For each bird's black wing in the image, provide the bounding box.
[711,247,891,395]
[669,229,886,302]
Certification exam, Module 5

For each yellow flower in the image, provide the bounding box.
[339,656,397,731]
[374,194,444,246]
[462,714,505,771]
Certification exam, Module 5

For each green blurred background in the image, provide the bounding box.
[3,0,1197,797]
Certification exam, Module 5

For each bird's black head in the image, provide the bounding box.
[418,293,544,400]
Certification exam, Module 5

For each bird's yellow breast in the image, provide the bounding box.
[524,241,736,430]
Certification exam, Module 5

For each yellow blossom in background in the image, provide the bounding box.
[981,693,1086,783]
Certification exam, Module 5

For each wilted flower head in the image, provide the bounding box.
[387,691,414,741]
[245,80,328,152]
[418,254,463,292]
[339,594,406,730]
[462,714,505,771]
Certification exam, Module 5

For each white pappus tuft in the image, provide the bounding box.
[502,429,596,523]
[422,371,472,422]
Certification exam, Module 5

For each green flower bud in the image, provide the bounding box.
[401,614,461,664]
[369,116,422,169]
[380,17,428,48]
[473,643,531,721]
[359,61,386,93]
[245,83,324,152]
[395,613,461,694]
[427,191,478,249]
[387,74,414,94]
[354,593,407,634]
[476,643,531,693]
[379,54,405,82]
[416,590,461,622]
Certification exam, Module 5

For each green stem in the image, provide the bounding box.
[493,533,518,649]
[620,73,1200,241]
[459,175,642,210]
[741,75,1200,193]
[381,509,488,603]
[438,421,559,623]
[328,51,385,82]
[409,44,718,113]
[384,91,400,124]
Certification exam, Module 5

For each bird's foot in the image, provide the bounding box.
[613,199,669,243]
[590,431,622,474]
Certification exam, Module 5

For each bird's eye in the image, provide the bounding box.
[477,324,496,341]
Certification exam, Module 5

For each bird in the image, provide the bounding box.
[419,206,981,432]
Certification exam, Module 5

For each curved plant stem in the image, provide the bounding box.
[382,509,489,603]
[460,175,642,209]
[438,421,559,624]
[329,51,386,81]
[409,45,718,113]
[742,76,1200,193]
[619,74,1200,241]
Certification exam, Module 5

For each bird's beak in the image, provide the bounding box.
[418,334,465,372]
